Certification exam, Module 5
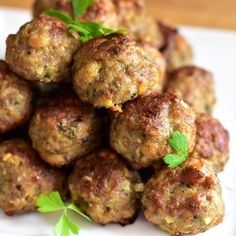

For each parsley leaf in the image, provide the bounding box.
[54,212,80,236]
[168,131,188,156]
[72,0,95,19]
[44,9,74,25]
[43,0,127,43]
[163,131,189,168]
[163,154,187,168]
[36,191,91,236]
[36,191,64,213]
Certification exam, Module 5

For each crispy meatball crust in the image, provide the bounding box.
[166,66,216,113]
[29,95,103,166]
[142,158,224,235]
[33,0,118,28]
[158,22,193,71]
[73,34,160,111]
[69,149,141,225]
[6,14,79,83]
[110,93,196,169]
[0,139,66,216]
[191,113,229,172]
[0,61,33,133]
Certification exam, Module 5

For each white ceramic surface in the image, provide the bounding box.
[0,7,236,236]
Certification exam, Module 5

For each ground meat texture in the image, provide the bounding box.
[139,44,167,94]
[33,0,118,28]
[110,93,196,169]
[0,139,66,216]
[73,34,160,111]
[158,22,193,71]
[29,95,103,166]
[6,14,79,83]
[0,61,33,134]
[69,149,141,225]
[191,113,229,172]
[166,66,216,114]
[113,0,164,48]
[142,158,224,235]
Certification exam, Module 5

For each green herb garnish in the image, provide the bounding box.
[163,131,189,168]
[36,191,91,236]
[44,0,127,43]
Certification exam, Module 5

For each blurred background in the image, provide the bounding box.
[0,0,235,30]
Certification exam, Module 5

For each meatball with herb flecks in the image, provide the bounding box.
[33,0,118,28]
[140,44,167,94]
[166,66,216,113]
[0,61,33,134]
[113,0,164,48]
[191,113,229,172]
[158,22,193,71]
[29,94,103,167]
[73,34,160,111]
[0,139,67,216]
[69,149,141,225]
[110,93,196,169]
[142,157,224,235]
[6,14,79,83]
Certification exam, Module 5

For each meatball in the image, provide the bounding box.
[0,61,33,134]
[166,66,216,113]
[113,0,164,48]
[6,14,79,83]
[33,0,73,17]
[0,139,66,216]
[69,149,141,225]
[191,113,229,172]
[139,44,167,93]
[142,158,224,235]
[29,95,103,166]
[158,22,193,71]
[33,0,118,28]
[73,34,160,111]
[110,93,196,169]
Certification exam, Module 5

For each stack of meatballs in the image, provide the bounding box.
[0,0,229,235]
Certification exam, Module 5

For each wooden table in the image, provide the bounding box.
[0,0,236,30]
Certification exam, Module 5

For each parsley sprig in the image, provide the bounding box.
[44,0,127,43]
[163,131,189,168]
[36,191,91,236]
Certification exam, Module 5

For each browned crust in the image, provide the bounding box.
[191,113,229,172]
[118,93,195,134]
[74,34,132,61]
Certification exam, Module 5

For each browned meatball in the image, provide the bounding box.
[142,158,224,235]
[113,0,164,48]
[6,14,79,83]
[166,66,216,113]
[73,34,160,111]
[33,0,118,28]
[0,139,66,216]
[110,93,196,169]
[69,149,141,225]
[191,113,229,172]
[139,44,167,94]
[0,61,33,134]
[158,22,193,71]
[29,95,103,166]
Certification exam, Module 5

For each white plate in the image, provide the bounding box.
[0,7,236,236]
